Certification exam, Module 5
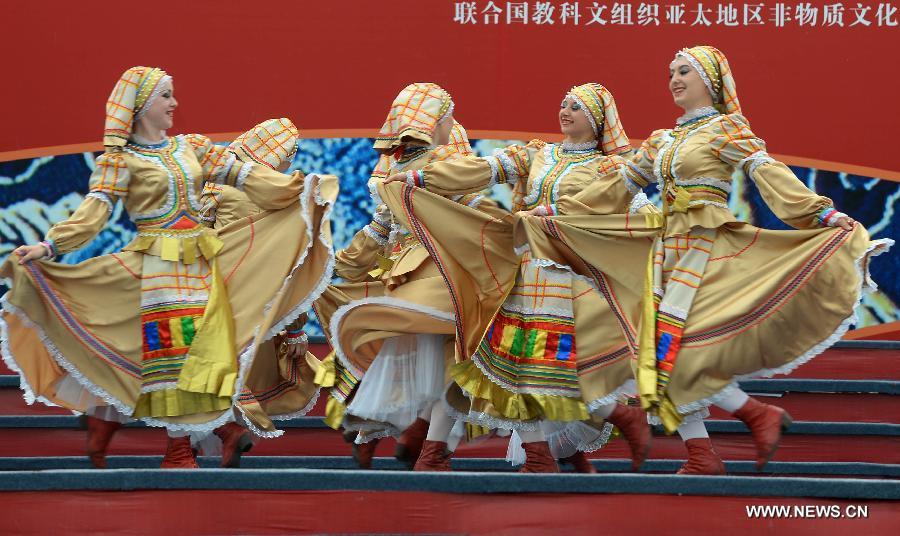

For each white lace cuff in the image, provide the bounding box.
[85,191,115,213]
[740,150,775,176]
[629,192,654,214]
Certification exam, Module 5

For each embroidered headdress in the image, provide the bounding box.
[430,120,474,162]
[674,46,741,115]
[374,83,454,153]
[229,118,300,170]
[103,66,171,148]
[566,83,631,155]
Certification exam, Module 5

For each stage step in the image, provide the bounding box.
[0,341,895,470]
[739,378,899,395]
[0,377,894,413]
[0,467,896,500]
[0,428,896,464]
[0,415,895,436]
[1,456,897,478]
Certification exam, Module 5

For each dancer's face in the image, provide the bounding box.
[137,78,177,131]
[432,115,453,146]
[669,57,713,112]
[559,96,595,142]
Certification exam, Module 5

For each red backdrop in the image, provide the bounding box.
[4,1,899,179]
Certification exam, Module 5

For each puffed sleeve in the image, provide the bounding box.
[45,152,128,255]
[334,155,404,280]
[620,130,665,192]
[335,206,392,282]
[185,133,304,210]
[555,157,636,216]
[412,140,543,196]
[711,114,841,229]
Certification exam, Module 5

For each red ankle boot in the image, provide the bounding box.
[677,438,726,475]
[519,441,559,473]
[214,422,254,468]
[352,437,381,469]
[160,437,199,469]
[413,440,452,472]
[606,404,652,471]
[559,451,597,473]
[395,418,430,468]
[85,416,122,469]
[732,398,792,470]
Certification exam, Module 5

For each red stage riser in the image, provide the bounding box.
[705,394,899,424]
[0,490,894,536]
[783,348,900,380]
[0,392,71,416]
[0,429,896,465]
[0,390,894,424]
[1,391,896,425]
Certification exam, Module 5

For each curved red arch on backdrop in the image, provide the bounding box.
[4,1,899,180]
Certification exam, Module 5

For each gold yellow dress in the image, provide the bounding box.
[0,71,337,437]
[318,134,489,438]
[380,85,647,450]
[314,83,495,439]
[197,119,327,436]
[618,106,890,429]
[625,47,890,430]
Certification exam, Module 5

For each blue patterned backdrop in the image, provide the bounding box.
[1,138,896,336]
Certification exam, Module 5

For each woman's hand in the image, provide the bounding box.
[13,244,50,265]
[374,204,391,221]
[282,330,308,360]
[384,173,406,184]
[835,216,855,231]
[284,338,308,360]
[516,206,549,217]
